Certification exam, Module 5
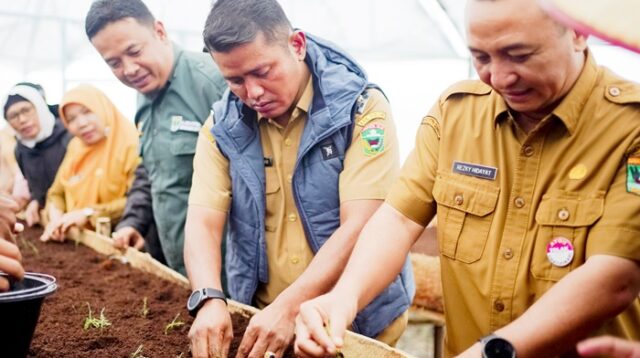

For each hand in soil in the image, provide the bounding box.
[112,226,145,250]
[25,200,41,227]
[295,293,357,358]
[0,195,19,241]
[0,238,24,291]
[41,210,88,242]
[189,298,233,358]
[237,300,297,358]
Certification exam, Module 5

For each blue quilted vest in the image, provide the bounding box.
[211,34,415,338]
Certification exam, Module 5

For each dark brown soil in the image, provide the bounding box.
[18,226,294,358]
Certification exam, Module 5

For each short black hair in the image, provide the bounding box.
[203,0,292,53]
[85,0,155,39]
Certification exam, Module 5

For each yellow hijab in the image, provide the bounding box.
[57,84,139,211]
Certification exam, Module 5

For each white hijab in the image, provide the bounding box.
[2,85,55,148]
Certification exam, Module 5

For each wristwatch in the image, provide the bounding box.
[187,288,227,317]
[480,334,516,358]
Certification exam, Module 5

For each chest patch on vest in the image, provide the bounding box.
[627,157,640,195]
[452,161,498,181]
[361,123,385,156]
[320,142,338,160]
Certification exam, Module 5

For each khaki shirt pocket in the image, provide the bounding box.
[264,167,281,232]
[433,173,500,263]
[531,191,605,281]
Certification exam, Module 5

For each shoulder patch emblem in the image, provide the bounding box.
[361,123,385,156]
[357,111,386,127]
[627,157,640,195]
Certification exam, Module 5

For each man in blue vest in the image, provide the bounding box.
[184,0,414,357]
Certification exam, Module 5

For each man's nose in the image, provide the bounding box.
[245,78,264,100]
[490,61,518,90]
[123,59,140,77]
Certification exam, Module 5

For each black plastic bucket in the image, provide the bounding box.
[0,272,57,358]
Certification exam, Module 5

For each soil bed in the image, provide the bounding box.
[18,226,294,357]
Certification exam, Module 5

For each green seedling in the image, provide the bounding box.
[141,297,149,318]
[83,302,111,331]
[323,320,344,358]
[164,313,185,335]
[130,344,148,358]
[17,233,39,256]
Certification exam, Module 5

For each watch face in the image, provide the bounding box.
[187,290,202,311]
[484,338,515,358]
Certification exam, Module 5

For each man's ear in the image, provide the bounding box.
[289,30,307,61]
[153,20,169,42]
[571,29,589,52]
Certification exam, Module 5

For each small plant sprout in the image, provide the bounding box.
[83,302,111,331]
[141,297,149,318]
[130,344,148,358]
[17,233,39,256]
[164,313,185,335]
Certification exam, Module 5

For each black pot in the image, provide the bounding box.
[0,272,57,358]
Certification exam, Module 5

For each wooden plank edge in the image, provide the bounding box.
[69,229,415,357]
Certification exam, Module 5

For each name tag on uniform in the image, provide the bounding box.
[452,161,498,180]
[170,115,202,133]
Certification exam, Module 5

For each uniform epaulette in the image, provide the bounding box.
[604,81,640,105]
[441,80,492,102]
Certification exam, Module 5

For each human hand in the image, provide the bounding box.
[0,195,19,241]
[577,336,640,357]
[60,210,89,233]
[237,299,297,358]
[112,226,145,250]
[294,293,357,358]
[0,236,25,291]
[188,299,233,358]
[24,200,40,227]
[40,217,64,242]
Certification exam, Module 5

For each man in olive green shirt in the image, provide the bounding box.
[85,0,226,273]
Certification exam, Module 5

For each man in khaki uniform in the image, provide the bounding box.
[295,0,640,357]
[184,0,414,357]
[542,0,640,357]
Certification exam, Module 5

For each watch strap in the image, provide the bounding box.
[188,287,227,317]
[480,333,499,344]
[201,288,227,304]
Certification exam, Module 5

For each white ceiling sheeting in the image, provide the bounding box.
[2,0,639,159]
[0,0,467,76]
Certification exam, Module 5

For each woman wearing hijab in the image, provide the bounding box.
[2,83,71,227]
[41,84,139,242]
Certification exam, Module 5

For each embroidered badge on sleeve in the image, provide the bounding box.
[361,123,385,156]
[627,156,640,195]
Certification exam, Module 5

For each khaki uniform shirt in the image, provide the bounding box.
[387,53,640,356]
[190,77,407,343]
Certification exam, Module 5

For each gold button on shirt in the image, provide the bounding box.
[387,52,640,356]
[189,77,403,342]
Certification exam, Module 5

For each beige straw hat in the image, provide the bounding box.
[539,0,640,53]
